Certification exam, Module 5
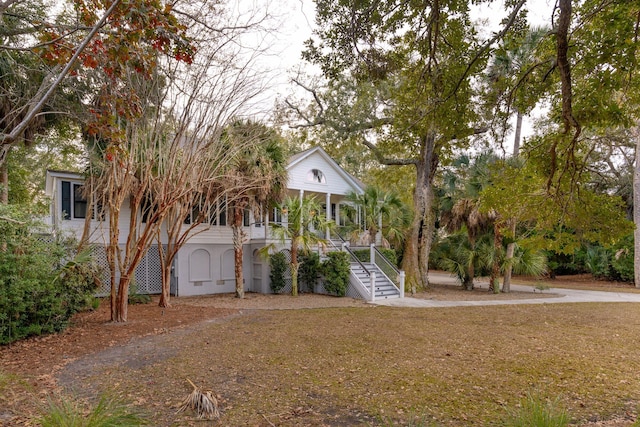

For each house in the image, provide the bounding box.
[45,147,402,300]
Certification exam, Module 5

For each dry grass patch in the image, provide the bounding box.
[56,303,640,426]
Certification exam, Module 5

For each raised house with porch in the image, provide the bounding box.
[45,147,403,301]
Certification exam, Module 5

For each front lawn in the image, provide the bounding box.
[54,303,640,426]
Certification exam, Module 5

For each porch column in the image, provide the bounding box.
[325,192,331,240]
[370,271,376,302]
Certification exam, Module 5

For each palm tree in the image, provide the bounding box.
[487,27,549,292]
[442,198,495,290]
[345,186,407,247]
[439,153,498,290]
[270,195,332,296]
[487,26,549,157]
[225,121,288,298]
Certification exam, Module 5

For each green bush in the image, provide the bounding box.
[570,237,634,283]
[353,248,398,266]
[321,251,350,297]
[269,252,288,293]
[128,283,152,305]
[0,206,98,344]
[39,394,148,426]
[299,252,321,293]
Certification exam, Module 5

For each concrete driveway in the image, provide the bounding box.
[373,271,640,307]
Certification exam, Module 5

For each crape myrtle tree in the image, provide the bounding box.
[148,3,278,308]
[285,0,528,292]
[83,1,279,320]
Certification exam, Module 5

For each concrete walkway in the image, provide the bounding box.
[373,272,640,307]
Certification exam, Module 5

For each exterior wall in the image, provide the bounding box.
[175,243,252,296]
[47,172,130,245]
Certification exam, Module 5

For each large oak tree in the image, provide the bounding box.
[287,0,527,291]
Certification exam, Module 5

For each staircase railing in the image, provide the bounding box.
[326,232,405,300]
[374,247,399,286]
[371,245,405,298]
[328,231,374,300]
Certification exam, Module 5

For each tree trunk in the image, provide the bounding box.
[633,125,640,288]
[513,109,522,158]
[369,226,377,247]
[233,206,245,298]
[503,111,523,293]
[490,223,503,294]
[502,220,516,293]
[0,159,7,204]
[464,235,475,291]
[159,262,172,307]
[291,238,299,296]
[158,240,173,308]
[114,274,130,322]
[78,188,93,251]
[108,243,118,321]
[401,134,438,293]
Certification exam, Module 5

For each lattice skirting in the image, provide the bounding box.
[92,245,165,296]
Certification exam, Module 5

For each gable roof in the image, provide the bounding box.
[45,170,85,196]
[288,146,366,193]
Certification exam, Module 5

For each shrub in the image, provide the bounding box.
[299,251,321,293]
[610,235,634,282]
[0,206,98,344]
[269,252,288,293]
[321,251,350,297]
[128,283,152,305]
[39,394,148,426]
[571,237,634,283]
[353,248,398,266]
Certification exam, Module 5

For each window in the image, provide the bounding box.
[306,169,326,184]
[243,209,250,227]
[210,198,227,226]
[322,203,337,221]
[183,196,228,226]
[61,181,87,220]
[269,207,283,224]
[141,195,156,224]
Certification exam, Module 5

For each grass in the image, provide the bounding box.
[502,392,569,427]
[57,302,640,426]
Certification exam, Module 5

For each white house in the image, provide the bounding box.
[45,147,402,300]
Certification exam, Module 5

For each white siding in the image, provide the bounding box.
[287,151,360,196]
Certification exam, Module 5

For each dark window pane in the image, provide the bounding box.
[219,199,227,226]
[61,181,71,220]
[73,184,87,219]
[243,209,250,227]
